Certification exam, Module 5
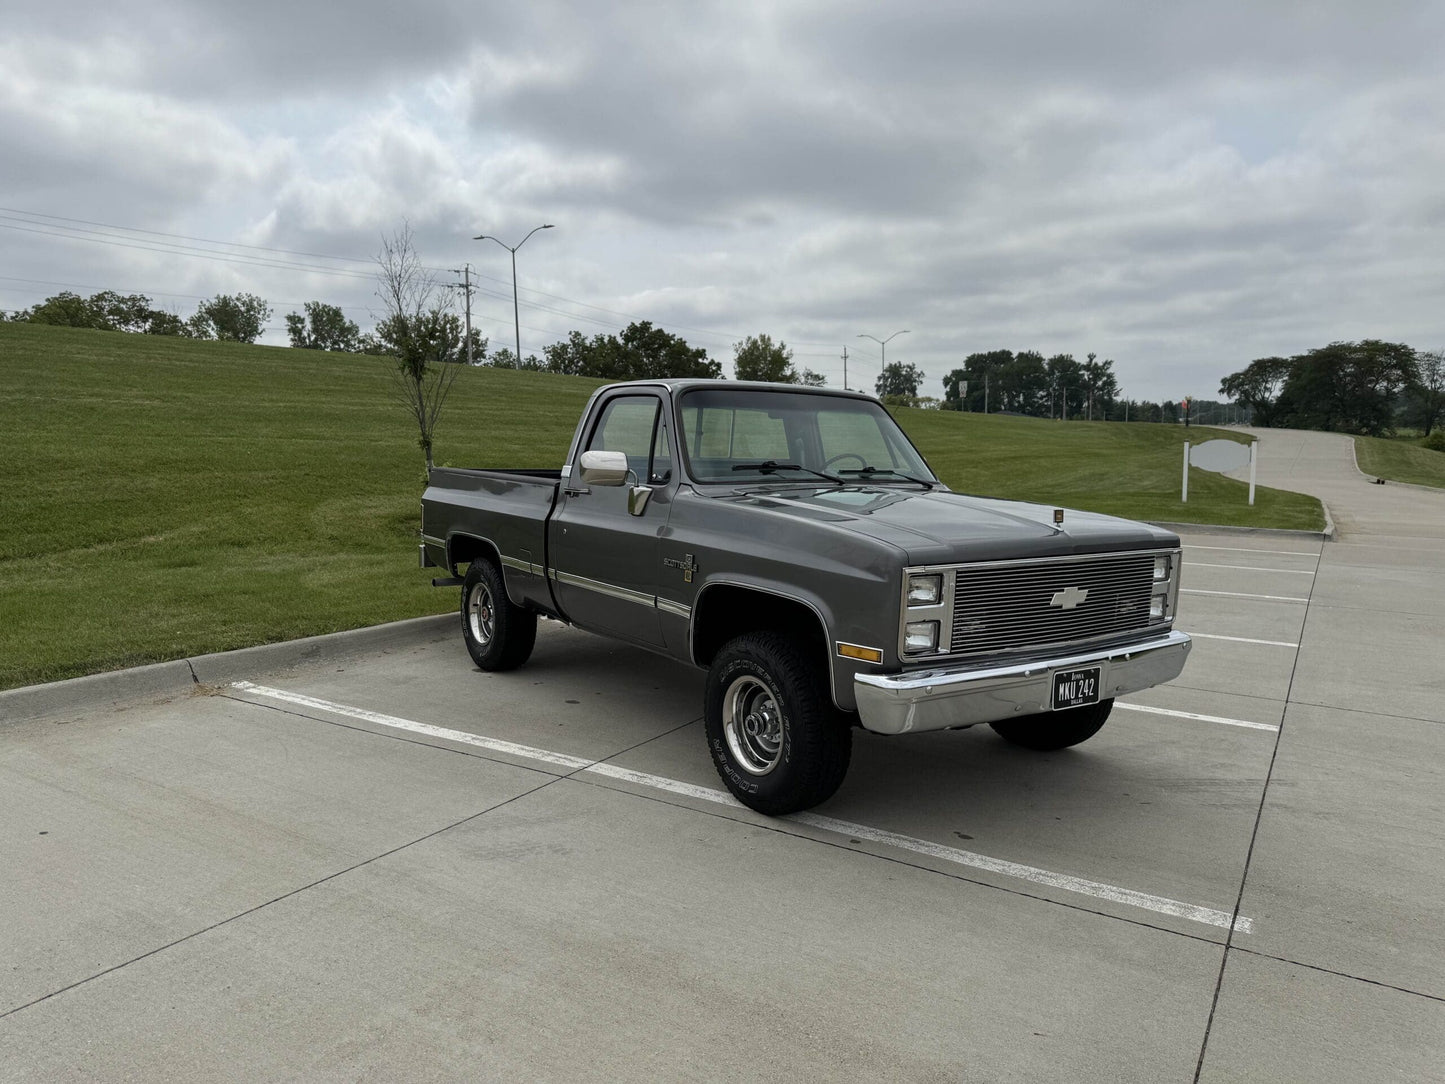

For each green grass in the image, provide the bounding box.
[0,323,1321,690]
[1353,433,1445,488]
[897,408,1324,530]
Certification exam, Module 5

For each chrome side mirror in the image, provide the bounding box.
[578,449,629,486]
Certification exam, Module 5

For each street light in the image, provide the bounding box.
[858,329,910,391]
[475,224,554,365]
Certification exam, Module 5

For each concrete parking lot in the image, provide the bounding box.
[2,429,1442,1081]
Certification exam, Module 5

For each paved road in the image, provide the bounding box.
[2,431,1441,1081]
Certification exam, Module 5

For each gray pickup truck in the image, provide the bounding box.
[420,380,1190,814]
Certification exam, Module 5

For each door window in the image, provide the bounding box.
[586,396,664,483]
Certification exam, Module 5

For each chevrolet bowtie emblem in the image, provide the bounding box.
[1049,586,1089,610]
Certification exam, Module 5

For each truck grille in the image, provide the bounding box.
[949,552,1157,657]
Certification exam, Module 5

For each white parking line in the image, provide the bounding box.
[231,682,1253,935]
[1182,589,1309,602]
[229,682,593,771]
[1185,632,1300,648]
[1187,562,1315,576]
[1115,701,1280,733]
[1184,544,1320,557]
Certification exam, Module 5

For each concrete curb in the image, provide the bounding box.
[1,614,456,724]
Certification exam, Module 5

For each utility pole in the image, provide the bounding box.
[447,264,477,365]
[841,345,849,390]
[984,373,989,414]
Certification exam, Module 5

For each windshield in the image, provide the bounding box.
[676,388,937,485]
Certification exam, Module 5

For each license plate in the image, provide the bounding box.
[1052,667,1101,710]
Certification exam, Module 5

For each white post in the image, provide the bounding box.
[1248,441,1257,506]
[1182,442,1190,502]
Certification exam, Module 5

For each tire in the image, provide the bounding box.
[460,558,537,671]
[704,632,851,816]
[989,699,1114,751]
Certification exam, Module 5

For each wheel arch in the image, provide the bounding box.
[446,533,529,608]
[690,581,839,709]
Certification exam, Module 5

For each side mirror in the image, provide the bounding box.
[578,449,629,487]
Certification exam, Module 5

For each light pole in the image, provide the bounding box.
[857,329,909,392]
[475,224,554,365]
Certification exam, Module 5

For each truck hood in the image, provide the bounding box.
[718,484,1177,563]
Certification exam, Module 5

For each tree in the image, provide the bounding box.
[1001,350,1049,415]
[956,350,1013,411]
[876,361,923,398]
[542,321,720,380]
[488,347,545,370]
[192,292,271,343]
[21,291,104,329]
[144,310,188,336]
[1276,340,1416,436]
[1219,356,1293,427]
[1404,349,1444,436]
[798,368,826,387]
[16,289,195,336]
[1045,353,1082,419]
[374,224,461,469]
[1079,354,1119,420]
[733,333,797,382]
[286,301,363,352]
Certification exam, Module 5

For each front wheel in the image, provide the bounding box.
[989,699,1113,751]
[704,632,851,815]
[461,559,537,671]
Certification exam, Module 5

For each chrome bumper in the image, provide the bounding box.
[853,631,1191,735]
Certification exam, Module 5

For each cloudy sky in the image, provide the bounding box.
[3,0,1443,402]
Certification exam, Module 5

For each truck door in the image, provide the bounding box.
[549,391,675,648]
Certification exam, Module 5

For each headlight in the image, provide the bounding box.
[1150,596,1167,619]
[907,574,943,607]
[1153,555,1170,580]
[904,620,939,654]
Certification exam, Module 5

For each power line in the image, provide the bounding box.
[1,206,868,358]
[0,206,375,266]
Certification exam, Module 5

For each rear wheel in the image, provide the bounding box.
[704,632,851,815]
[989,699,1113,751]
[461,559,537,671]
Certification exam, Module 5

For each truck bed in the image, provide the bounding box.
[421,467,562,611]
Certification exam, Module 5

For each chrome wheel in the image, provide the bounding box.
[722,674,784,775]
[466,580,495,647]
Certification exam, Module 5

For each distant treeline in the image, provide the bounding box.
[11,287,1284,427]
[1220,341,1443,437]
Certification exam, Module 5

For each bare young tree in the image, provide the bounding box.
[374,223,460,470]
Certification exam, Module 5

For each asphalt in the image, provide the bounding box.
[1,428,1441,1081]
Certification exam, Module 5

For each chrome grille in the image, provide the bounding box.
[950,552,1157,656]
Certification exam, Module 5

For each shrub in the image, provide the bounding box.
[1421,429,1445,452]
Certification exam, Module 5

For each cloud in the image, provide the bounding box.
[2,0,1443,398]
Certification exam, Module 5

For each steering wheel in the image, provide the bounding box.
[821,453,868,471]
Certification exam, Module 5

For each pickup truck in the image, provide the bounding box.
[420,380,1190,814]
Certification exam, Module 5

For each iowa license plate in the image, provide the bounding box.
[1052,667,1101,710]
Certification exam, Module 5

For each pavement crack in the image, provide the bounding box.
[1226,947,1445,1004]
[0,773,564,1022]
[1192,541,1324,1083]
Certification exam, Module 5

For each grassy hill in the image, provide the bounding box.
[0,322,1321,690]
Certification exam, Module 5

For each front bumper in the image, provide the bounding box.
[853,630,1191,735]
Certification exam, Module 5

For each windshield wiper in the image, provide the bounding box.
[730,460,844,484]
[837,466,936,489]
